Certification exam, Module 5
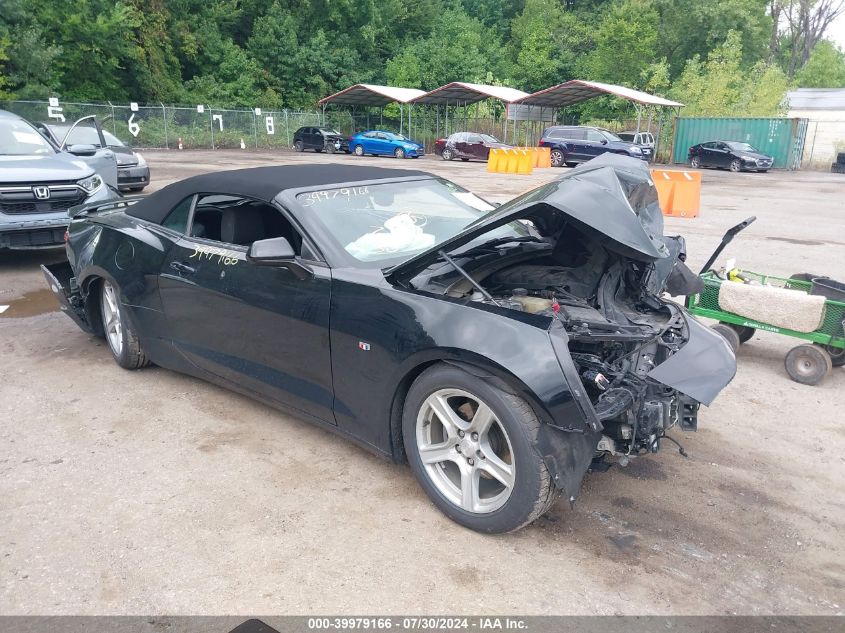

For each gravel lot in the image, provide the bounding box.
[1,151,843,615]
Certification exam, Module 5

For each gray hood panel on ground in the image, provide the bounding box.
[647,315,737,406]
[388,153,670,283]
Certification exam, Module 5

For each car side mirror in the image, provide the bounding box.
[600,139,608,145]
[67,144,98,156]
[247,236,311,279]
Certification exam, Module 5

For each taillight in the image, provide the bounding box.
[538,139,545,146]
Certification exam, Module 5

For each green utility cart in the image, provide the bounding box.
[685,217,845,385]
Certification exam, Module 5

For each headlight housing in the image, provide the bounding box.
[135,152,147,167]
[78,174,103,194]
[629,145,643,154]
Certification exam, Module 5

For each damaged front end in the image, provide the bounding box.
[390,154,736,485]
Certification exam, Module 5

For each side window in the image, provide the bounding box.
[162,196,194,233]
[586,129,605,142]
[565,128,586,140]
[189,193,304,253]
[364,131,377,138]
[466,134,483,143]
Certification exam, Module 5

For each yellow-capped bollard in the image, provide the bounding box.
[487,148,501,172]
[651,169,701,217]
[517,150,533,175]
[505,149,519,173]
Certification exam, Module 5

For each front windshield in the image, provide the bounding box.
[726,141,758,153]
[298,179,527,267]
[0,118,56,156]
[600,129,622,142]
[319,128,341,135]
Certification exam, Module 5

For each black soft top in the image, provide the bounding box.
[127,164,428,224]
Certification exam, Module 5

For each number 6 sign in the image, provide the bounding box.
[128,114,140,137]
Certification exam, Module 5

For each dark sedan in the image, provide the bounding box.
[434,132,511,162]
[293,126,349,153]
[43,158,734,533]
[688,141,773,172]
[41,123,150,192]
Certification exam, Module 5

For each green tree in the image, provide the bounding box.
[669,31,788,116]
[580,0,659,88]
[795,40,845,88]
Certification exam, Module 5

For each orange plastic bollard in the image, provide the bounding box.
[651,169,701,217]
[538,146,552,168]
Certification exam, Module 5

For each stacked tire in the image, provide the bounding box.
[832,152,845,174]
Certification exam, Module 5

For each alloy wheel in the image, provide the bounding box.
[416,388,515,514]
[100,281,123,357]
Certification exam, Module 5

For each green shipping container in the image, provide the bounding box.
[671,117,808,169]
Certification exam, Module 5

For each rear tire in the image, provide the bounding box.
[294,140,303,152]
[690,156,701,169]
[550,149,564,167]
[565,161,578,168]
[353,144,364,156]
[711,323,741,353]
[785,344,831,385]
[460,158,470,162]
[99,280,150,370]
[314,147,323,153]
[815,343,845,367]
[441,148,454,161]
[403,364,557,533]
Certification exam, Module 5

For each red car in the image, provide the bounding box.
[434,132,511,162]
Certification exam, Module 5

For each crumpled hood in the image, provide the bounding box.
[388,153,669,282]
[0,153,94,183]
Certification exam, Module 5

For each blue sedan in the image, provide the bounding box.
[349,130,424,159]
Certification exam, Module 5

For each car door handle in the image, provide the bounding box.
[170,261,196,275]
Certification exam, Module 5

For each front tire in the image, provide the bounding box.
[99,280,150,369]
[394,147,405,159]
[711,323,741,353]
[403,365,556,533]
[730,158,742,172]
[785,344,831,385]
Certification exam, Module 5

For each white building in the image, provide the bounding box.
[787,88,845,167]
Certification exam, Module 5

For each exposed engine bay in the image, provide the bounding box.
[411,223,703,464]
[392,154,735,471]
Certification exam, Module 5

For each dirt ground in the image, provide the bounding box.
[1,151,843,615]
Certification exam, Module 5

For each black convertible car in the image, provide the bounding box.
[43,155,735,533]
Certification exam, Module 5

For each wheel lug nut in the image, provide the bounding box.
[458,431,465,438]
[471,432,478,441]
[455,444,461,452]
[468,458,475,466]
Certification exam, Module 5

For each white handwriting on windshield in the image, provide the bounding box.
[300,186,369,206]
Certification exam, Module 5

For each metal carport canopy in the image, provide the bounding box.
[515,80,683,108]
[318,84,426,106]
[412,82,530,105]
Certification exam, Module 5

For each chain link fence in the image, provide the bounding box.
[1,99,676,160]
[0,100,326,150]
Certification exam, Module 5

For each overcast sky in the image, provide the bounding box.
[829,13,845,49]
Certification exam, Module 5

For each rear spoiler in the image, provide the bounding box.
[69,194,145,219]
